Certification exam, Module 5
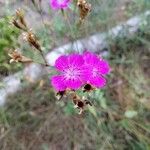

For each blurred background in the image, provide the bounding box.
[0,0,150,149]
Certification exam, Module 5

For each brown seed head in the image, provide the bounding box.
[77,0,92,21]
[8,49,33,63]
[12,18,23,30]
[16,9,27,28]
[56,91,66,100]
[83,84,95,92]
[23,30,41,51]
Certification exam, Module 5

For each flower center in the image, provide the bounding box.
[64,67,80,80]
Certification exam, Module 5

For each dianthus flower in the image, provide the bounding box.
[50,0,71,9]
[83,51,110,88]
[51,54,88,91]
[51,51,110,91]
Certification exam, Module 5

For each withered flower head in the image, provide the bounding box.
[23,30,41,51]
[56,91,66,100]
[8,50,33,64]
[74,99,92,114]
[83,84,95,92]
[16,9,24,18]
[12,9,27,30]
[16,9,27,28]
[77,0,92,21]
[73,100,84,114]
[71,92,92,114]
[12,18,23,30]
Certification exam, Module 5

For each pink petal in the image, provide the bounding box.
[51,75,66,91]
[64,78,82,90]
[55,55,68,71]
[83,51,110,75]
[97,60,111,74]
[89,75,106,88]
[68,54,84,67]
[79,66,92,82]
[50,0,70,9]
[83,51,100,65]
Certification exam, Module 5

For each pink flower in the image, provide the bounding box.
[83,51,110,88]
[50,0,71,9]
[51,51,110,91]
[51,54,88,91]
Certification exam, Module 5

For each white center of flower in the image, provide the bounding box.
[64,67,80,80]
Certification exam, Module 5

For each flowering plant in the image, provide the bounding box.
[9,0,110,114]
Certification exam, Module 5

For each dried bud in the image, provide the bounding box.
[70,91,92,114]
[77,0,91,21]
[73,100,84,114]
[16,9,27,28]
[23,30,41,51]
[12,9,27,31]
[56,91,66,100]
[8,50,33,63]
[83,84,95,92]
[12,18,23,30]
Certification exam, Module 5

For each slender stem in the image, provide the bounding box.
[63,10,76,41]
[61,9,80,52]
[30,1,51,67]
[34,0,57,46]
[39,50,49,66]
